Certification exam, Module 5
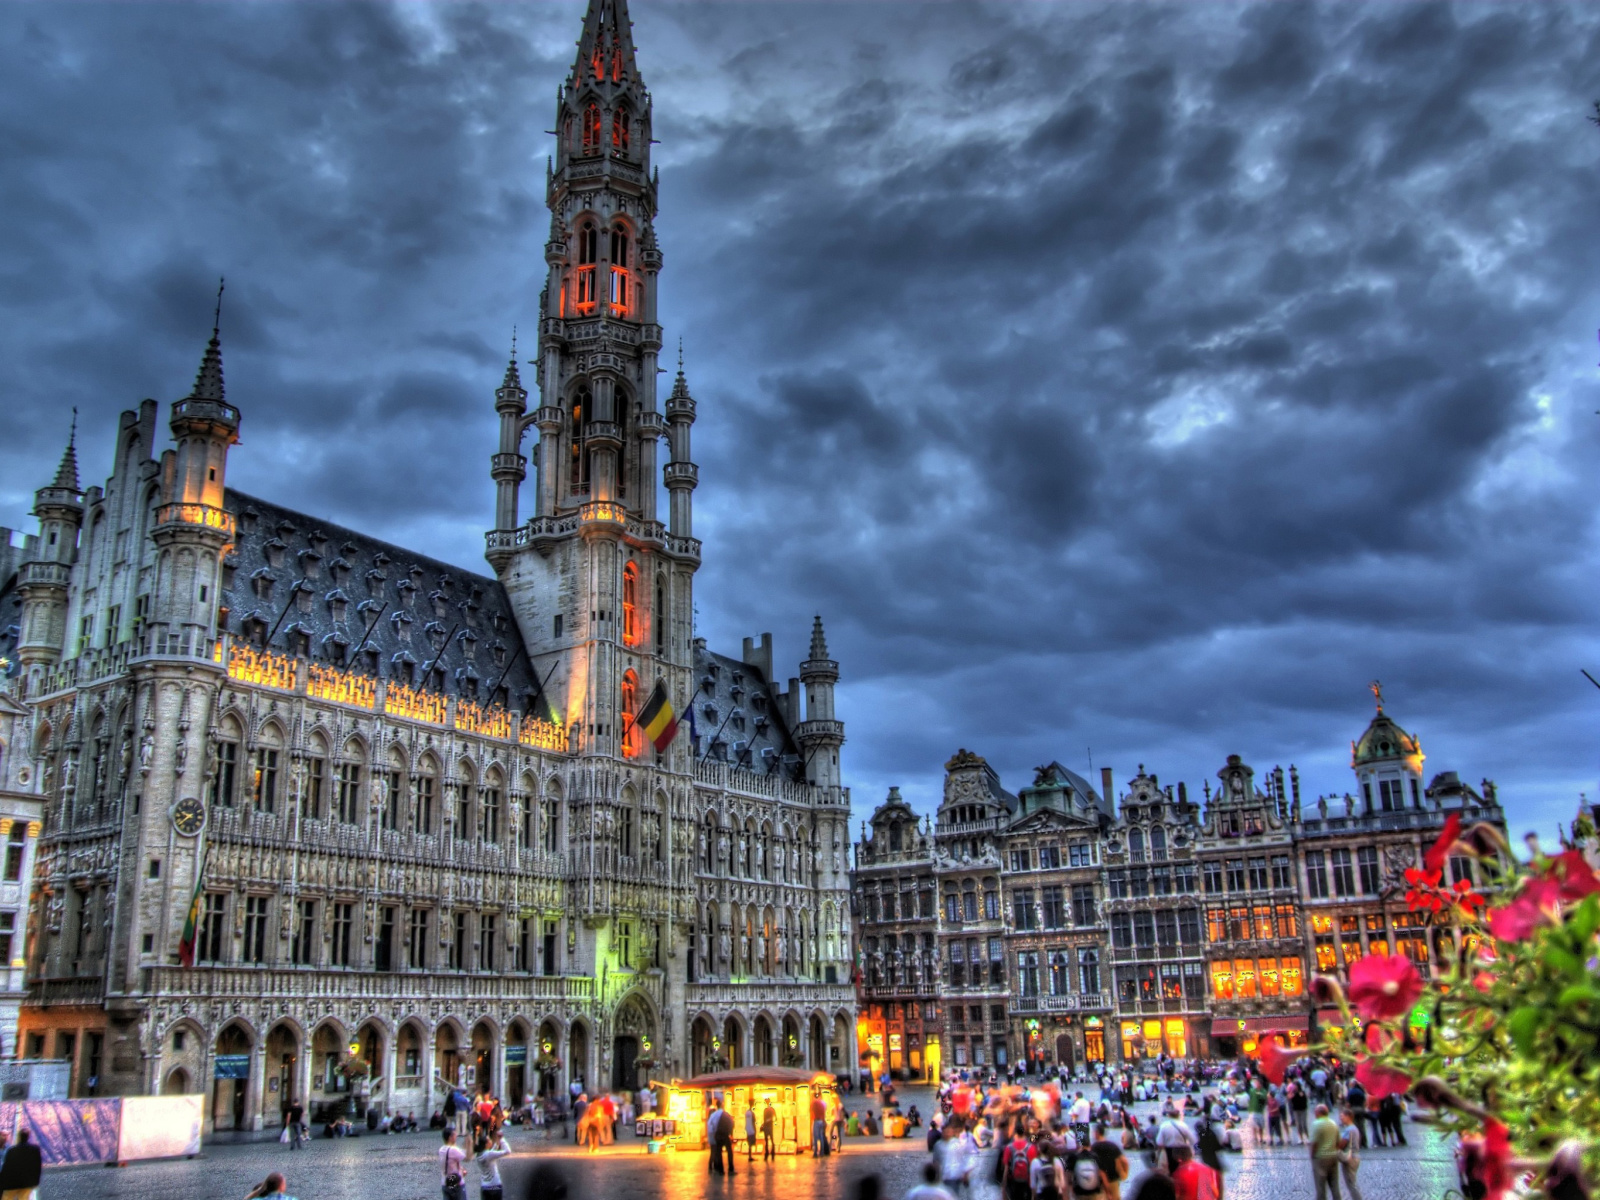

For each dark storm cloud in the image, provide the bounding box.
[2,1,1600,840]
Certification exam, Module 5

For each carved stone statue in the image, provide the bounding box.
[139,733,154,770]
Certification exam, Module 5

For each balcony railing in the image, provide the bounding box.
[153,502,236,540]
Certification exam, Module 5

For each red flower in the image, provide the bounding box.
[1487,878,1564,943]
[1546,850,1600,901]
[1458,1119,1513,1200]
[1425,812,1462,874]
[1347,953,1424,1021]
[1258,1036,1304,1084]
[1354,1056,1411,1099]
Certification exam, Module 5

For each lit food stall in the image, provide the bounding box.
[660,1067,839,1154]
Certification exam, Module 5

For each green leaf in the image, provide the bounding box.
[1509,1006,1543,1055]
[1557,984,1600,1009]
[1545,947,1585,977]
[1568,895,1600,943]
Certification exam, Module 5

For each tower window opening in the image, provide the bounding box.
[622,564,639,646]
[611,47,625,82]
[620,671,640,758]
[608,227,630,317]
[570,389,592,492]
[573,223,598,315]
[612,106,630,152]
[582,103,602,153]
[591,41,604,82]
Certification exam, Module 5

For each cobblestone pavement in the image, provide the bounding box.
[33,1087,1460,1200]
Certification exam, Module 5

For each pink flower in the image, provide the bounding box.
[1258,1036,1305,1085]
[1487,878,1564,943]
[1347,953,1424,1021]
[1457,1120,1514,1200]
[1354,1056,1411,1099]
[1425,812,1462,875]
[1546,850,1600,901]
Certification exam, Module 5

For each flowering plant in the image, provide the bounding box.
[1314,809,1600,1199]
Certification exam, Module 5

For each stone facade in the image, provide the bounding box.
[850,700,1507,1073]
[0,0,854,1133]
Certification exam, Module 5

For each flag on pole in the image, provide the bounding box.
[177,855,205,967]
[635,679,679,752]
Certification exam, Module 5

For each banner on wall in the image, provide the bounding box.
[213,1055,251,1080]
[21,1100,121,1166]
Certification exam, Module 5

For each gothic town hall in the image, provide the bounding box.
[0,0,856,1132]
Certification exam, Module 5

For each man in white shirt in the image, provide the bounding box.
[1070,1093,1092,1126]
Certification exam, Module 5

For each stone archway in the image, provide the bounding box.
[809,1014,826,1071]
[506,1020,530,1107]
[471,1021,496,1097]
[435,1022,463,1092]
[753,1014,775,1066]
[212,1023,254,1132]
[568,1021,590,1094]
[536,1019,563,1097]
[265,1022,301,1120]
[722,1013,745,1068]
[611,994,655,1092]
[691,1015,716,1077]
[163,1067,191,1095]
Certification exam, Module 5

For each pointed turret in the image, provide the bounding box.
[664,344,698,537]
[490,330,529,539]
[797,615,843,796]
[809,615,829,661]
[190,327,225,403]
[50,416,80,491]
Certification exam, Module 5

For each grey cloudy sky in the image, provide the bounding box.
[3,0,1600,840]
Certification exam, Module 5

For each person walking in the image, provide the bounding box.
[1288,1080,1309,1145]
[715,1100,737,1176]
[744,1104,757,1161]
[438,1128,468,1200]
[1308,1104,1342,1200]
[707,1099,726,1175]
[761,1098,776,1161]
[284,1098,305,1151]
[477,1129,511,1200]
[1336,1110,1364,1200]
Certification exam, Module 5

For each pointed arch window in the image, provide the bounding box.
[611,105,630,153]
[582,103,602,154]
[590,42,604,83]
[573,223,598,315]
[608,226,630,317]
[570,388,592,493]
[611,46,625,82]
[620,670,641,758]
[622,563,640,646]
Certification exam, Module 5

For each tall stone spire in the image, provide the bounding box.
[50,411,80,492]
[189,277,227,403]
[570,0,640,87]
[809,614,830,661]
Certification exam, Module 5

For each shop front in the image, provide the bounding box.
[1118,1017,1190,1062]
[661,1067,840,1154]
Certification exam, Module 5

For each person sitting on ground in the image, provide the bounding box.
[907,1104,923,1128]
[243,1171,297,1200]
[862,1110,880,1137]
[846,1110,861,1137]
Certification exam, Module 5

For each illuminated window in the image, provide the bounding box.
[620,671,640,757]
[573,225,597,314]
[609,227,630,316]
[611,105,630,152]
[582,102,602,150]
[1276,904,1299,937]
[1315,940,1337,971]
[622,564,639,645]
[1234,958,1258,998]
[1280,958,1303,996]
[1259,959,1281,996]
[1310,913,1333,935]
[1164,1019,1187,1058]
[1210,961,1233,1000]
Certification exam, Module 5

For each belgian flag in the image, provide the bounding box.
[177,853,206,968]
[634,679,679,752]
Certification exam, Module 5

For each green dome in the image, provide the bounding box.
[1352,709,1422,769]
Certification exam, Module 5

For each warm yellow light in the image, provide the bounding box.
[307,661,375,709]
[228,643,298,692]
[456,700,512,740]
[385,682,448,726]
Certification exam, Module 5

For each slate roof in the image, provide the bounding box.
[221,489,544,714]
[689,644,802,779]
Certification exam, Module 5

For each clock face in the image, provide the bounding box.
[172,798,206,837]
